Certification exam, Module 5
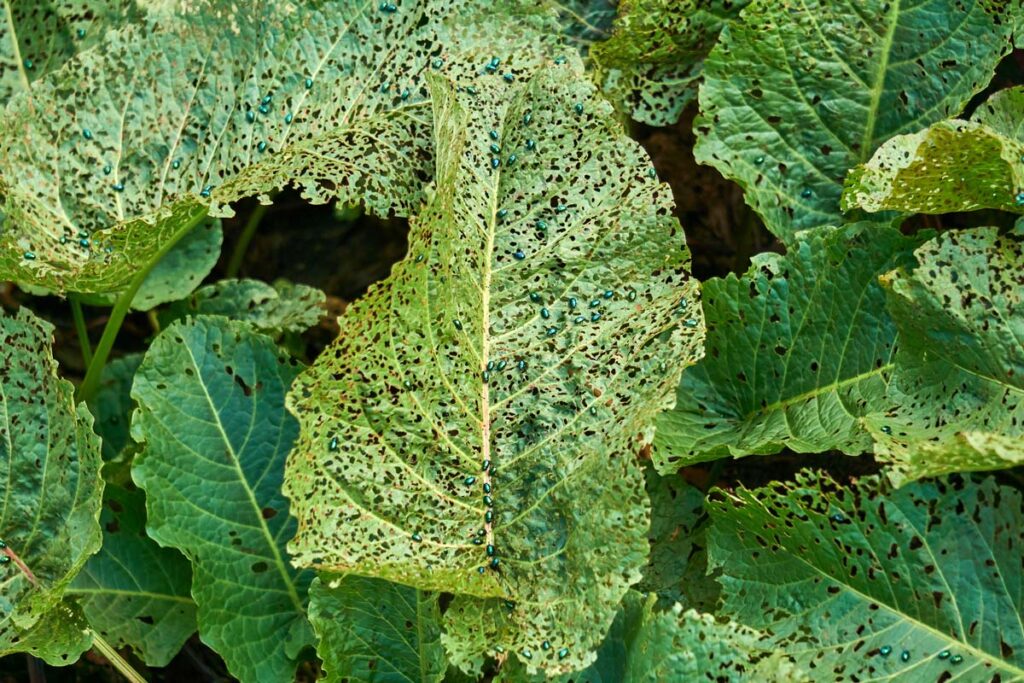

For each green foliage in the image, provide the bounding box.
[709,471,1024,680]
[283,66,702,675]
[131,316,313,682]
[159,278,325,336]
[655,224,925,470]
[844,86,1024,216]
[0,308,104,664]
[694,0,1014,242]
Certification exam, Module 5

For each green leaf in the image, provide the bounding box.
[709,471,1024,680]
[0,0,138,107]
[88,353,143,462]
[639,470,718,612]
[308,575,447,683]
[159,278,325,336]
[844,86,1024,216]
[68,485,196,667]
[284,66,703,674]
[0,307,104,663]
[694,0,1014,243]
[0,0,558,294]
[654,223,924,470]
[131,315,313,682]
[865,226,1024,481]
[590,0,749,126]
[498,592,803,682]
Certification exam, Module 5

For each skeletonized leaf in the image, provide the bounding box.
[68,485,196,667]
[654,224,924,471]
[865,226,1024,481]
[308,576,447,683]
[284,65,702,675]
[497,592,802,682]
[694,0,1013,242]
[159,278,325,336]
[844,86,1024,216]
[0,0,559,294]
[590,0,749,126]
[0,308,104,664]
[0,0,138,107]
[131,316,312,682]
[709,471,1024,681]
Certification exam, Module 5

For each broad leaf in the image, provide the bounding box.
[131,316,313,682]
[694,0,1014,242]
[709,471,1024,681]
[68,485,196,667]
[0,0,138,107]
[844,86,1024,216]
[0,0,559,294]
[88,353,143,462]
[654,223,924,470]
[159,278,325,336]
[497,592,803,682]
[0,308,104,663]
[284,66,703,674]
[590,0,749,126]
[865,226,1024,481]
[308,576,447,683]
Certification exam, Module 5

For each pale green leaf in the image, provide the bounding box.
[131,315,313,683]
[68,485,196,667]
[709,471,1024,680]
[590,0,749,126]
[0,307,104,663]
[309,575,447,683]
[865,226,1024,482]
[844,86,1024,216]
[0,0,560,294]
[159,278,325,336]
[0,0,138,107]
[497,592,803,682]
[284,65,703,675]
[694,0,1014,242]
[654,223,924,471]
[88,353,143,462]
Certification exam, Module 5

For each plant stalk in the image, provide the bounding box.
[76,208,209,403]
[69,296,92,367]
[225,201,270,278]
[88,631,147,683]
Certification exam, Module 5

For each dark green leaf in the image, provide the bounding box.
[159,278,325,336]
[89,353,143,462]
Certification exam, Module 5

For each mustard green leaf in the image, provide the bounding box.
[0,0,560,294]
[844,86,1024,216]
[694,0,1014,243]
[308,575,447,683]
[159,278,325,336]
[89,353,143,462]
[0,307,104,663]
[591,0,749,126]
[865,226,1024,482]
[709,471,1024,680]
[68,485,196,667]
[654,223,925,471]
[131,315,313,683]
[284,65,703,675]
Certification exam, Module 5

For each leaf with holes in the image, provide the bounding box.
[844,86,1024,216]
[0,307,104,664]
[865,226,1024,482]
[131,316,313,682]
[68,485,196,667]
[159,278,325,336]
[694,0,1014,242]
[709,471,1024,681]
[0,0,559,294]
[308,575,447,683]
[590,0,750,126]
[283,65,703,675]
[654,223,925,471]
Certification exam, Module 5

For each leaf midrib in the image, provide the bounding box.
[858,0,900,163]
[2,1,31,99]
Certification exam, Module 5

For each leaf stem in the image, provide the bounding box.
[76,208,210,403]
[69,296,92,367]
[225,201,270,278]
[88,630,147,683]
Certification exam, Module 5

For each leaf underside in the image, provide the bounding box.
[283,64,702,674]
